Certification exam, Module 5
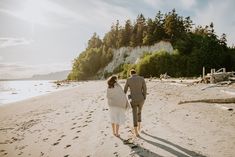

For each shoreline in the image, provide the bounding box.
[0,85,78,108]
[0,80,81,107]
[0,80,234,157]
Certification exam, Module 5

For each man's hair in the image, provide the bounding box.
[130,69,136,75]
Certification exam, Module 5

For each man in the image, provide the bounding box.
[124,69,147,137]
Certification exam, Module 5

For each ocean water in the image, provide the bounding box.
[0,80,77,106]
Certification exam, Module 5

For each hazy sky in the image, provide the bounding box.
[0,0,235,79]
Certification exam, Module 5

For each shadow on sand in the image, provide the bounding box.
[119,136,164,157]
[119,131,206,157]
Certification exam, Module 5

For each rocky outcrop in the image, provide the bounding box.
[103,41,173,73]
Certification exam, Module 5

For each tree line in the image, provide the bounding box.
[68,9,235,80]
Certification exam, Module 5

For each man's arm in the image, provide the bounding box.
[142,79,147,100]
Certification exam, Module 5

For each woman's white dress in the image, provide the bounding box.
[106,83,128,125]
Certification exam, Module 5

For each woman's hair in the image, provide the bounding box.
[107,75,117,88]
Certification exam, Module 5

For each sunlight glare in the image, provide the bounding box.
[19,0,47,25]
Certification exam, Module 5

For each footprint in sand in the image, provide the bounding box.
[82,124,88,127]
[18,145,27,150]
[76,130,81,133]
[52,142,59,146]
[64,155,69,157]
[61,135,66,138]
[73,123,77,125]
[2,152,8,156]
[11,137,18,142]
[73,136,79,140]
[71,127,75,130]
[43,138,48,142]
[18,152,23,155]
[113,152,119,157]
[40,152,44,156]
[57,139,61,142]
[64,145,71,149]
[0,150,6,153]
[100,141,104,145]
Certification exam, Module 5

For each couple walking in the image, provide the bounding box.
[106,69,147,137]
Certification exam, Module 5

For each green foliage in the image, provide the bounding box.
[136,51,178,77]
[110,63,135,79]
[68,46,113,80]
[119,64,136,79]
[103,71,112,79]
[136,33,232,78]
[87,33,102,49]
[68,9,235,80]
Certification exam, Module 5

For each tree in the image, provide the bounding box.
[143,18,155,45]
[103,20,120,49]
[163,9,186,43]
[219,33,227,47]
[130,14,146,46]
[153,11,166,42]
[119,19,132,47]
[87,33,102,49]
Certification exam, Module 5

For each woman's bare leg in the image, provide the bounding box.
[115,124,120,137]
[112,123,116,136]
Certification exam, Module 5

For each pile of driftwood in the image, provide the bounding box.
[178,68,235,107]
[202,68,235,84]
[160,73,171,80]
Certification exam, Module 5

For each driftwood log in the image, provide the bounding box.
[178,97,235,105]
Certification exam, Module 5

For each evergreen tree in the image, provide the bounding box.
[163,9,185,42]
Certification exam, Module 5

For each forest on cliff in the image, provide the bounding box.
[68,9,235,80]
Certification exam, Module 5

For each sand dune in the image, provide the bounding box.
[0,80,235,157]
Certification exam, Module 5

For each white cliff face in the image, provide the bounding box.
[103,41,173,73]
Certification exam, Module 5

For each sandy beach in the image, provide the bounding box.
[0,79,235,157]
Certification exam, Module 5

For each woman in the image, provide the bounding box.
[106,75,129,137]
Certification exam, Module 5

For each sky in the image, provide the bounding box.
[0,0,235,79]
